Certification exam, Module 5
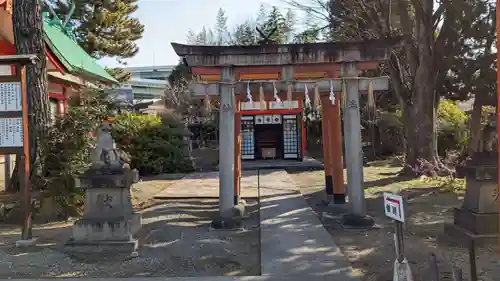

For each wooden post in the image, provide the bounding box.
[329,94,345,204]
[234,102,241,205]
[4,154,10,190]
[20,65,31,240]
[299,100,306,160]
[321,96,334,203]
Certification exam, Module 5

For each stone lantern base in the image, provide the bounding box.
[444,152,498,245]
[65,168,142,255]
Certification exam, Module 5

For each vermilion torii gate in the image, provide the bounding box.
[171,38,399,227]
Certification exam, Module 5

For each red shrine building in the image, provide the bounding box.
[0,0,117,119]
[237,99,305,161]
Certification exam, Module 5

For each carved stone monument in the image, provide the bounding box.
[445,118,498,244]
[66,120,141,255]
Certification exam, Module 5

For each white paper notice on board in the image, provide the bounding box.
[0,118,23,147]
[0,82,22,112]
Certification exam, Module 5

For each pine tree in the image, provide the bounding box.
[207,29,216,45]
[196,26,209,45]
[11,0,50,193]
[233,21,257,46]
[186,29,198,44]
[256,4,268,28]
[263,6,288,44]
[106,67,131,83]
[242,21,257,45]
[54,0,144,61]
[214,8,229,45]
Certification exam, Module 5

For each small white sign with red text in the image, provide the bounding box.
[384,193,405,223]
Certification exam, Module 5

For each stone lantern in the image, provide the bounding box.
[445,117,498,244]
[65,118,142,255]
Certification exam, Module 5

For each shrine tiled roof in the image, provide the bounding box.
[43,17,118,84]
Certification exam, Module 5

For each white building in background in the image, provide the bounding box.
[124,65,174,102]
[108,65,175,104]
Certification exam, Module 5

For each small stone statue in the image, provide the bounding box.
[478,117,497,153]
[91,121,121,170]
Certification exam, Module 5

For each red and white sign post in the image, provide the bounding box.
[384,193,413,281]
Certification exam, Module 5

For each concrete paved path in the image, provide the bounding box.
[154,170,297,199]
[258,170,359,280]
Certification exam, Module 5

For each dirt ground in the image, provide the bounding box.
[0,198,260,278]
[288,161,499,281]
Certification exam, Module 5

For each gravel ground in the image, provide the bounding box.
[289,167,500,281]
[0,199,260,278]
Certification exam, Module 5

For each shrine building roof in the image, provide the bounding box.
[43,16,118,84]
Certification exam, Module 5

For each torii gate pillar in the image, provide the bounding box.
[341,62,372,226]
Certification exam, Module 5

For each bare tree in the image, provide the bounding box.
[287,0,488,174]
[164,79,219,125]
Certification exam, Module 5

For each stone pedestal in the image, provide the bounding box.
[66,167,142,255]
[444,152,498,244]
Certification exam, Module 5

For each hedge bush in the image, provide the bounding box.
[112,113,194,175]
[376,100,468,155]
[437,100,468,155]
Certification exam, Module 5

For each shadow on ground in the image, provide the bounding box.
[0,199,261,278]
[300,185,499,281]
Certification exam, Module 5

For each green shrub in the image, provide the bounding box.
[376,100,468,156]
[437,100,468,155]
[377,110,404,155]
[41,89,113,218]
[112,113,194,175]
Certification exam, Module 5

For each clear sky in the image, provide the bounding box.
[100,0,291,68]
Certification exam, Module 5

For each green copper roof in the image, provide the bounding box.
[42,18,118,84]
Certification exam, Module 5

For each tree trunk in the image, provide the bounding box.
[9,0,50,191]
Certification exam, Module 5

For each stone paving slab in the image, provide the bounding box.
[153,170,297,199]
[259,172,360,280]
[240,156,323,171]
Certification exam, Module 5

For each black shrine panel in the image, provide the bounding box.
[283,115,299,159]
[241,116,255,159]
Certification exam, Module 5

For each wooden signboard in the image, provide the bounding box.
[0,55,36,241]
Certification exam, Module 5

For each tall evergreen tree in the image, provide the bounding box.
[11,0,50,192]
[214,8,229,45]
[186,29,198,45]
[194,26,217,45]
[54,0,144,61]
[256,4,268,28]
[233,20,257,45]
[262,6,288,44]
